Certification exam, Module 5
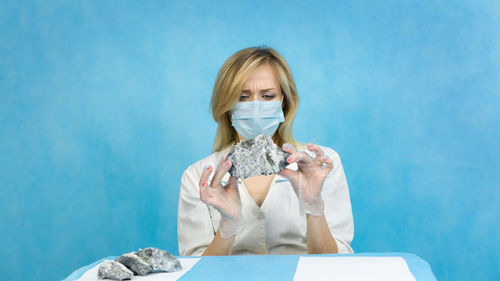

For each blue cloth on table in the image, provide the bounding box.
[63,252,437,281]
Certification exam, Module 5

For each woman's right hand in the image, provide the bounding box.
[199,156,241,238]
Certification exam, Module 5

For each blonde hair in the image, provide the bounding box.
[210,46,299,152]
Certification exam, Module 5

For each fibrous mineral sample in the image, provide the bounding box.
[98,260,133,280]
[114,252,152,276]
[136,247,182,273]
[227,134,290,179]
[98,247,181,280]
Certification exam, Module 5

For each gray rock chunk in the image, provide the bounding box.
[136,247,182,273]
[114,252,152,276]
[98,260,133,280]
[227,134,290,179]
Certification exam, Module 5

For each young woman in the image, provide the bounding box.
[177,47,354,256]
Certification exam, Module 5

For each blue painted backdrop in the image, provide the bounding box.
[0,1,498,280]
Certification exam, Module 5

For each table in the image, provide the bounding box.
[64,252,437,281]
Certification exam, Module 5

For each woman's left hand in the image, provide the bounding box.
[278,143,334,215]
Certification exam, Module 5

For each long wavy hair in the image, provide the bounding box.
[210,47,299,152]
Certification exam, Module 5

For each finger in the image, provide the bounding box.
[307,144,325,164]
[278,168,300,194]
[211,157,232,187]
[286,151,314,166]
[226,176,238,189]
[199,181,209,202]
[322,155,334,172]
[225,176,240,199]
[278,167,298,180]
[209,156,226,185]
[199,166,213,188]
[282,143,298,154]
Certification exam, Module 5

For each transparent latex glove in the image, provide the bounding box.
[199,156,241,238]
[278,143,334,216]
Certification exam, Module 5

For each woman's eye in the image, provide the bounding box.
[263,94,275,100]
[239,95,250,101]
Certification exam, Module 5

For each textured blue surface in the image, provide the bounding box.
[64,253,436,281]
[0,1,499,281]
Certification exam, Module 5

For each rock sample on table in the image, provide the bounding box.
[227,134,290,179]
[98,260,133,280]
[136,247,182,273]
[114,252,152,276]
[98,247,181,280]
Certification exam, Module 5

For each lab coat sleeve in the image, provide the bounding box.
[321,147,355,253]
[177,163,216,256]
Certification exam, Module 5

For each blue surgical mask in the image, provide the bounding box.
[231,100,285,140]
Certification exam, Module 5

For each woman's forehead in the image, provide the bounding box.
[242,64,279,90]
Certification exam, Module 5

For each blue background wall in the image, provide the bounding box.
[1,1,498,280]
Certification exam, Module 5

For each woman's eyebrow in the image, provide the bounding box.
[260,88,278,92]
[241,88,277,93]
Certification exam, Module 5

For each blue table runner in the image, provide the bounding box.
[64,252,437,281]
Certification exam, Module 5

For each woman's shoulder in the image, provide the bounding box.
[182,147,230,176]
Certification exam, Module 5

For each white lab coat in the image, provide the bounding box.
[177,143,354,256]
